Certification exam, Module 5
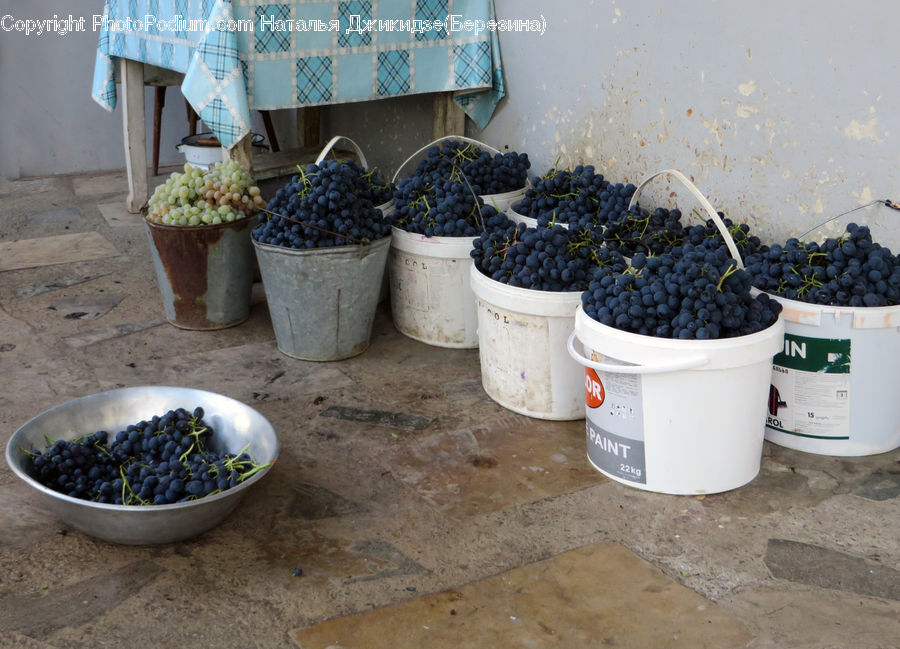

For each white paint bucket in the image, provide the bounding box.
[388,228,479,348]
[763,296,900,456]
[566,168,784,494]
[470,264,585,420]
[568,306,785,494]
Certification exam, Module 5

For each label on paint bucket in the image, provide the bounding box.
[584,362,646,484]
[767,333,851,439]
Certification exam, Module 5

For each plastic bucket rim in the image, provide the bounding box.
[572,303,785,352]
[470,263,584,318]
[759,289,900,318]
[389,226,477,256]
[470,263,586,301]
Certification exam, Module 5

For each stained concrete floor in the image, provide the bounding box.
[0,169,899,649]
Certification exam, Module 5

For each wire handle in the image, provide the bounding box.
[391,135,502,184]
[315,135,368,169]
[628,169,744,269]
[795,198,899,240]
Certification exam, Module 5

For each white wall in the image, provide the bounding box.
[0,0,292,180]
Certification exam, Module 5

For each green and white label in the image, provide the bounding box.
[767,334,851,439]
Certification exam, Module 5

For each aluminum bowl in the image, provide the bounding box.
[5,386,278,545]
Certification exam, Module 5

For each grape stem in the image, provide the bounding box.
[716,263,740,292]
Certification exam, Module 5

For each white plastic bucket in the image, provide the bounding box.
[565,168,783,494]
[388,227,478,348]
[470,264,585,420]
[481,187,527,214]
[569,306,785,494]
[392,135,527,215]
[763,296,900,455]
[508,202,537,228]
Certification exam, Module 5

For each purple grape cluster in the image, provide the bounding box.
[600,205,765,260]
[398,139,530,197]
[253,160,392,249]
[471,222,629,292]
[24,408,269,505]
[582,241,782,339]
[387,140,529,238]
[388,180,512,237]
[514,165,636,230]
[745,223,900,306]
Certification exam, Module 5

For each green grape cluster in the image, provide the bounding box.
[147,160,266,226]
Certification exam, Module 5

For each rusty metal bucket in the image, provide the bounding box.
[145,217,255,330]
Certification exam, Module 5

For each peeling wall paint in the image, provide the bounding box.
[468,0,900,246]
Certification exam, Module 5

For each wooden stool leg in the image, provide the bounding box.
[259,110,279,152]
[153,86,166,177]
[186,99,198,136]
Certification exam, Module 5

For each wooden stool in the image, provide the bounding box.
[147,66,281,176]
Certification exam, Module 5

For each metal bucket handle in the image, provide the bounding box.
[316,135,369,169]
[566,331,710,375]
[391,135,503,184]
[628,168,744,269]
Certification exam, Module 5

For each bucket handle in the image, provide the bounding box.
[391,135,503,184]
[628,169,744,269]
[316,135,369,169]
[566,331,710,375]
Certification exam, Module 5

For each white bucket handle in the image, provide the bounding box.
[628,168,744,269]
[391,135,502,184]
[566,331,710,375]
[316,135,369,169]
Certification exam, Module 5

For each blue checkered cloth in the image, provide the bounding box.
[92,0,506,149]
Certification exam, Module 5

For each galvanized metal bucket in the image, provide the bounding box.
[145,216,255,330]
[253,235,391,361]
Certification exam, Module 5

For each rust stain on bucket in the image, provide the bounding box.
[146,217,254,330]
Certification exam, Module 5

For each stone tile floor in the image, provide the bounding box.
[0,169,898,648]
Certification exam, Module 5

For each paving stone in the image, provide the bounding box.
[725,585,900,649]
[854,471,900,501]
[26,208,82,227]
[63,319,167,348]
[292,542,752,649]
[3,632,63,649]
[72,172,127,197]
[287,482,368,520]
[47,292,126,320]
[0,233,119,272]
[92,340,355,400]
[97,199,145,227]
[765,538,900,600]
[0,560,165,639]
[3,176,69,196]
[16,273,110,297]
[320,405,433,431]
[380,419,600,517]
